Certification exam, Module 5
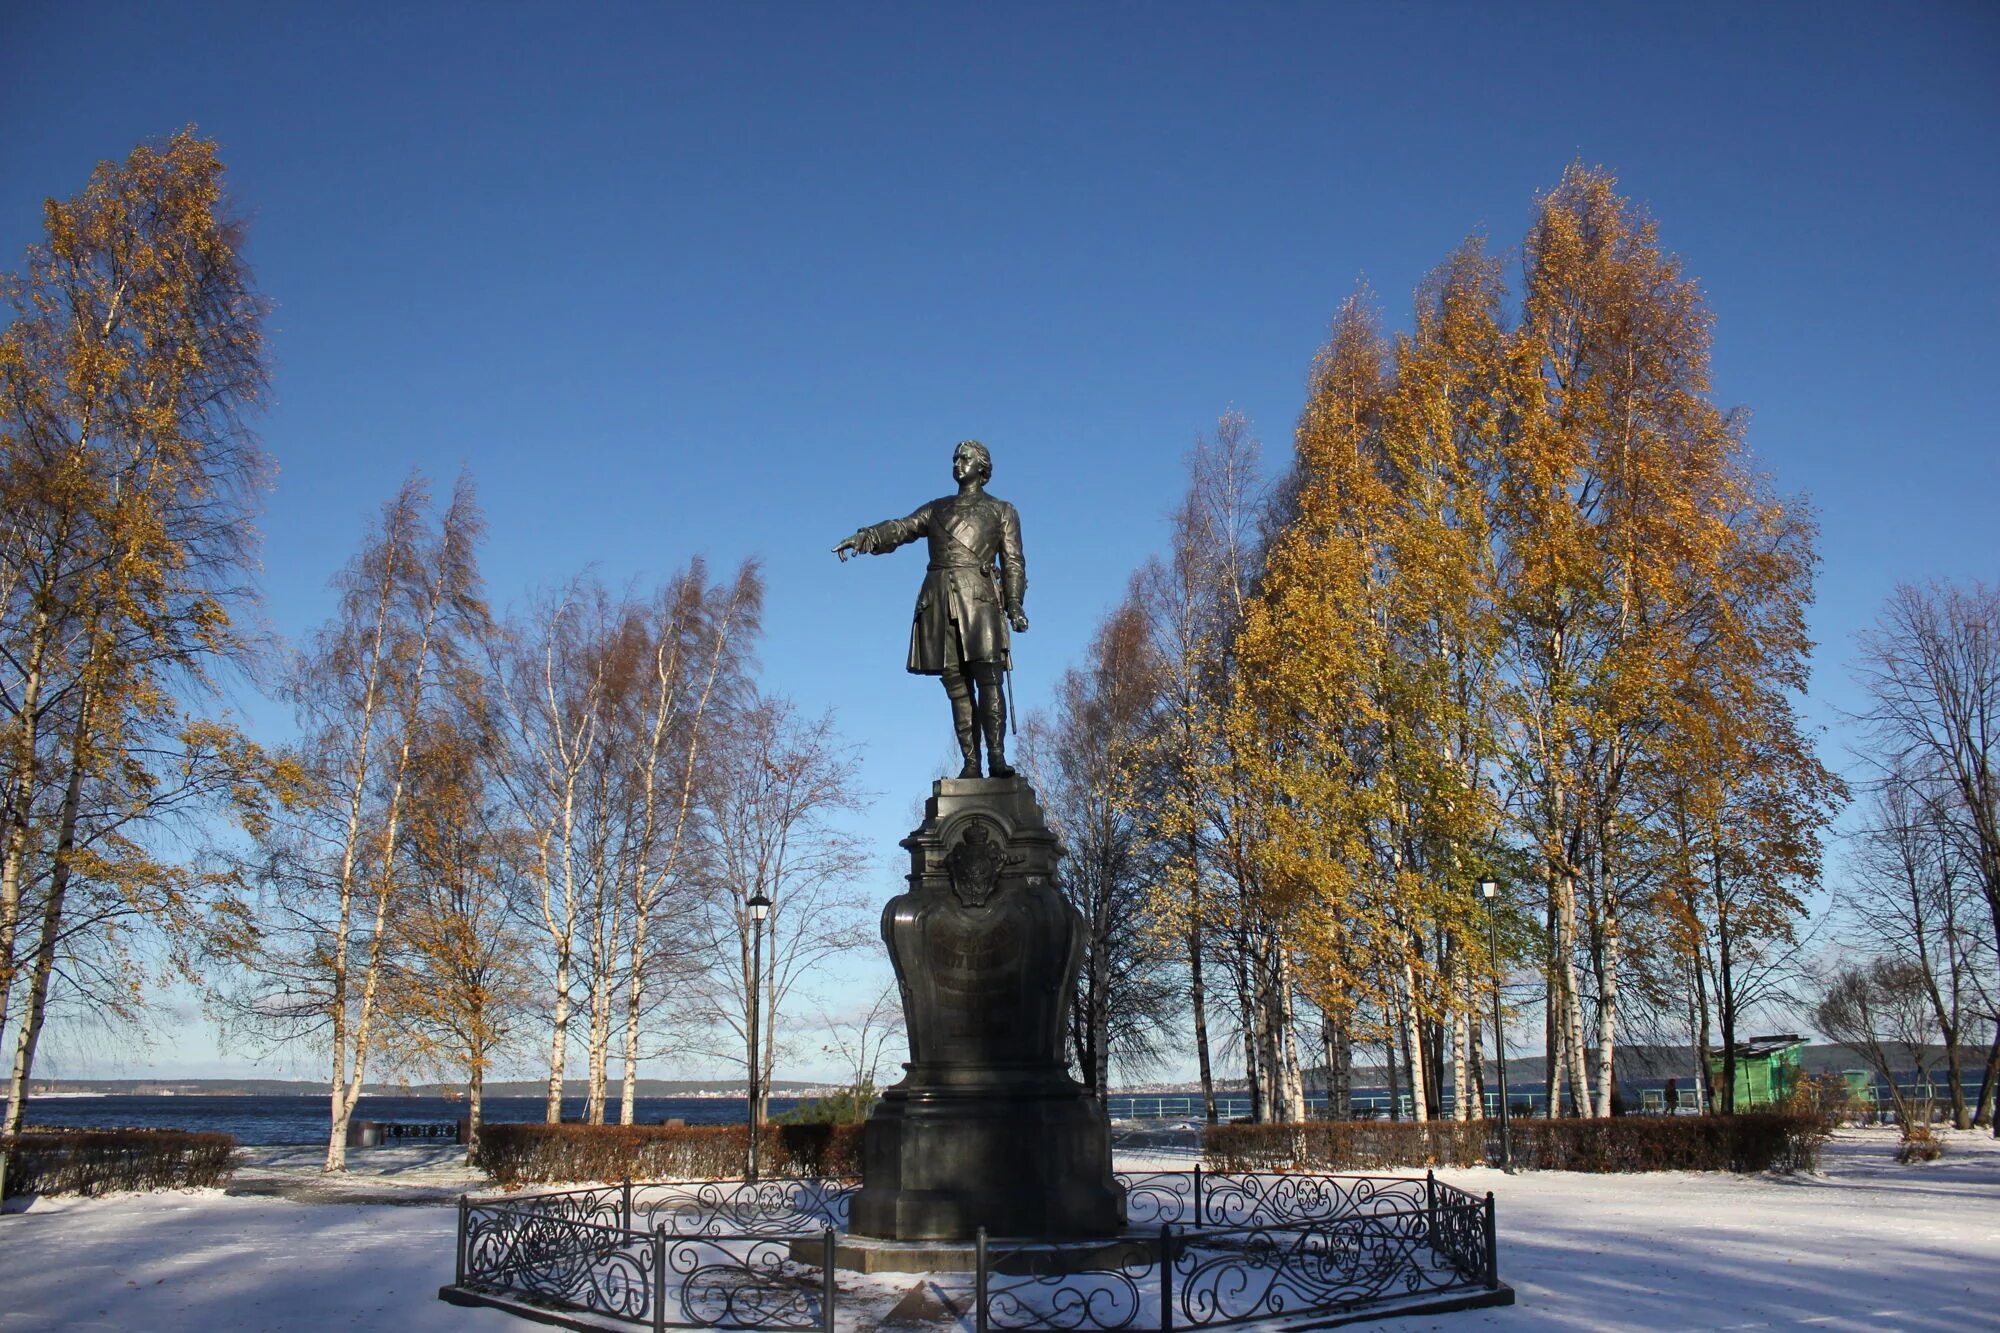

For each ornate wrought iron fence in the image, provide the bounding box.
[1117,1168,1437,1228]
[977,1172,1502,1332]
[440,1170,1507,1332]
[452,1193,839,1331]
[631,1176,857,1236]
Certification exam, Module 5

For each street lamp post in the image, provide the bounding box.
[1481,879,1514,1174]
[746,890,772,1182]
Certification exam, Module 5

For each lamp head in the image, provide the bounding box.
[1479,879,1499,899]
[748,890,772,922]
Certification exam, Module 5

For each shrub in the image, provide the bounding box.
[1204,1121,1486,1172]
[473,1122,863,1187]
[776,1085,878,1125]
[1782,1071,1865,1135]
[1206,1113,1826,1175]
[1,1129,237,1199]
[1895,1123,1943,1165]
[1509,1113,1826,1173]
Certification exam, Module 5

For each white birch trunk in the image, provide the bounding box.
[0,604,57,1048]
[321,527,405,1172]
[619,919,647,1126]
[537,649,595,1123]
[330,559,445,1169]
[1592,886,1621,1118]
[1451,969,1470,1122]
[1552,869,1592,1116]
[1275,951,1305,1122]
[586,972,612,1124]
[544,959,571,1123]
[1402,961,1430,1121]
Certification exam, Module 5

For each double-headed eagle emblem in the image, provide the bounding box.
[943,818,1021,909]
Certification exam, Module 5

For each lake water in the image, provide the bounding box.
[1,1094,807,1145]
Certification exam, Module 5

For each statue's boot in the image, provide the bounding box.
[944,670,981,778]
[974,665,1014,778]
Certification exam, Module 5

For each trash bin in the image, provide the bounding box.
[345,1119,381,1148]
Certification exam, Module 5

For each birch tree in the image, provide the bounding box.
[1838,772,1991,1127]
[613,561,762,1124]
[697,697,869,1129]
[225,475,486,1169]
[489,580,612,1124]
[1223,296,1397,1122]
[1855,581,2000,1136]
[1026,590,1181,1095]
[1496,166,1836,1115]
[1139,412,1266,1123]
[0,130,269,1141]
[387,703,531,1156]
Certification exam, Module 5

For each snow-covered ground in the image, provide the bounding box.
[0,1127,1993,1331]
[1423,1127,2000,1332]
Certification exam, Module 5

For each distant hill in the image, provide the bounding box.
[19,1076,836,1098]
[477,1079,834,1098]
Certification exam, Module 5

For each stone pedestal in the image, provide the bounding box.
[849,777,1126,1241]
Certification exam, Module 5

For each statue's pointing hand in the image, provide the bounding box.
[833,534,863,562]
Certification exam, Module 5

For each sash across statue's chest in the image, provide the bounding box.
[932,499,996,566]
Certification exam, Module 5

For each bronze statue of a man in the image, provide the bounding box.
[834,440,1029,779]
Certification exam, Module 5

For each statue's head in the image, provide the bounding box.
[953,439,992,484]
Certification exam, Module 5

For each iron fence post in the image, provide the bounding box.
[975,1227,988,1333]
[623,1177,634,1233]
[1482,1192,1498,1290]
[1192,1164,1202,1226]
[1425,1169,1437,1245]
[652,1225,668,1333]
[455,1195,467,1286]
[1159,1224,1174,1333]
[822,1226,837,1333]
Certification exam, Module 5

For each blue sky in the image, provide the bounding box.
[3,2,1995,1081]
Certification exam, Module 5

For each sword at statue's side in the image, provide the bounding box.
[991,562,1021,737]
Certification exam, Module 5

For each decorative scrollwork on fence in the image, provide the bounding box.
[1196,1172,1428,1227]
[1115,1172,1193,1226]
[636,1177,856,1236]
[1173,1211,1467,1328]
[983,1241,1154,1331]
[664,1235,825,1329]
[449,1171,1500,1332]
[480,1182,627,1228]
[980,1178,1498,1332]
[1427,1180,1491,1284]
[462,1203,656,1323]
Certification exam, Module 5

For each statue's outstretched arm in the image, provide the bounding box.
[833,502,932,562]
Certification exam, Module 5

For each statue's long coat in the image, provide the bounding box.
[854,490,1026,674]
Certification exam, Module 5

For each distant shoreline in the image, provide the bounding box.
[7,1078,849,1101]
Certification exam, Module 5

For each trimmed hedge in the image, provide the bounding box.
[1205,1113,1826,1175]
[474,1122,863,1187]
[1204,1121,1486,1172]
[1,1129,238,1198]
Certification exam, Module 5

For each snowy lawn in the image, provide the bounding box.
[1409,1126,2000,1332]
[0,1126,1992,1331]
[0,1190,497,1331]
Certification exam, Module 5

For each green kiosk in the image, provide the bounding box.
[1706,1034,1806,1109]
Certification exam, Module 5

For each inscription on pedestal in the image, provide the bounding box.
[931,910,1021,1038]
